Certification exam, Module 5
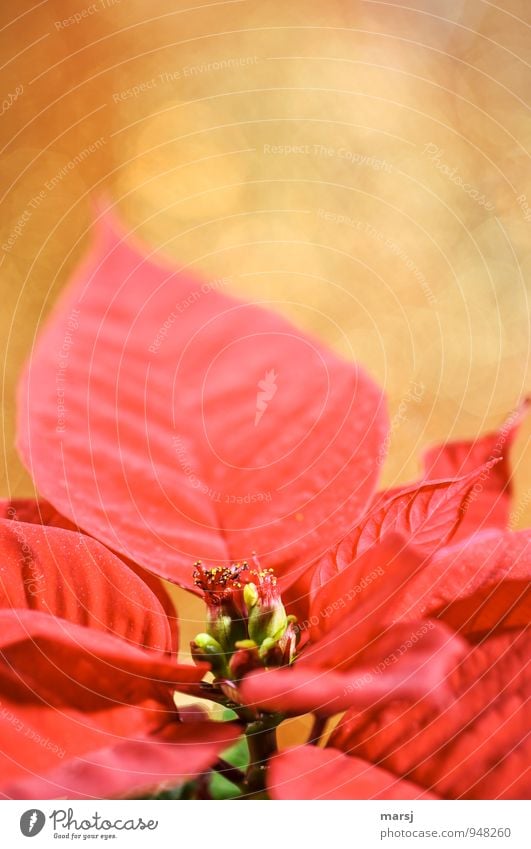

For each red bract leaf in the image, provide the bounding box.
[393,529,531,637]
[1,720,241,800]
[17,208,387,591]
[330,630,531,799]
[268,747,436,800]
[439,582,530,639]
[0,518,174,654]
[0,498,78,531]
[238,622,463,716]
[422,400,529,539]
[0,500,180,653]
[0,519,214,797]
[0,612,209,794]
[0,609,205,711]
[311,461,498,592]
[307,535,427,645]
[0,685,159,791]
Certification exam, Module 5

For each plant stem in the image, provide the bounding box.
[213,758,246,786]
[307,714,328,746]
[244,716,280,795]
[196,771,213,799]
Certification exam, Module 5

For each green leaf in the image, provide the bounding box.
[210,733,249,799]
[224,735,250,770]
[210,772,241,800]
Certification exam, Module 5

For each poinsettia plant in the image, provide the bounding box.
[0,205,529,800]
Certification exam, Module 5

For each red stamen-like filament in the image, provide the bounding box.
[193,560,246,604]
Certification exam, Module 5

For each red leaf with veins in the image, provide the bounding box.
[422,399,529,539]
[238,621,463,716]
[307,535,427,645]
[269,747,436,800]
[0,518,174,654]
[0,518,223,797]
[1,719,241,800]
[0,498,78,531]
[0,609,205,715]
[311,460,498,592]
[0,500,180,653]
[0,681,161,792]
[0,611,211,795]
[330,629,531,799]
[392,529,531,638]
[17,207,387,591]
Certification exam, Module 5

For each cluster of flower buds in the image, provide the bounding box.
[191,559,298,680]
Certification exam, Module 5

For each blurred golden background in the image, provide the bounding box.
[1,2,530,741]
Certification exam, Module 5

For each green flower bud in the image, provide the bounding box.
[193,632,223,652]
[243,582,259,609]
[246,570,288,647]
[206,612,234,652]
[248,597,288,646]
[190,632,228,678]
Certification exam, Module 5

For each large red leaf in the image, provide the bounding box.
[0,615,210,791]
[0,609,205,711]
[392,529,531,637]
[0,498,78,531]
[0,500,179,653]
[311,461,498,593]
[330,630,531,799]
[0,518,174,654]
[17,207,387,592]
[1,718,241,800]
[422,400,529,539]
[0,681,161,792]
[238,622,463,716]
[0,617,210,795]
[439,582,530,639]
[307,535,427,645]
[269,747,436,800]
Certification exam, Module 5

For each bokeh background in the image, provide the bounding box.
[1,0,530,739]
